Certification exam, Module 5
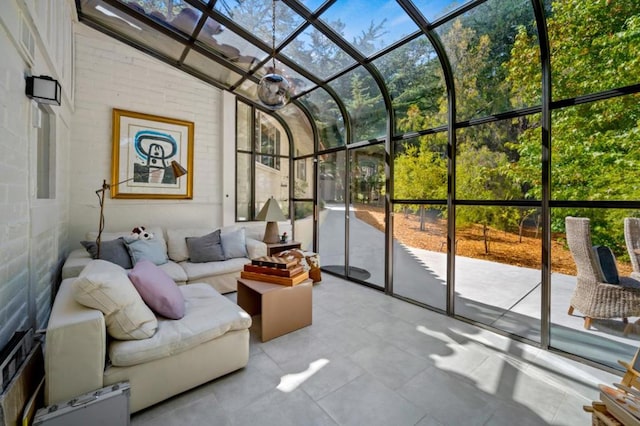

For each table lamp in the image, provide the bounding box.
[256,196,286,244]
[95,160,187,257]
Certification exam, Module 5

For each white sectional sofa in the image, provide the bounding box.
[46,260,252,413]
[62,225,271,294]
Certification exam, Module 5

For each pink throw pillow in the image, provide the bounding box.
[128,260,185,319]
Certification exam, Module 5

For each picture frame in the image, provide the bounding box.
[111,109,193,199]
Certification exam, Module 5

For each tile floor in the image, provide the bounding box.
[131,274,620,426]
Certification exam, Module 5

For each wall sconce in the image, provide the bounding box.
[25,75,61,106]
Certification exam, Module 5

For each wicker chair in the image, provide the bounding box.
[624,217,640,281]
[565,217,640,334]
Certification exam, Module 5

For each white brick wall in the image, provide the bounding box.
[0,0,73,350]
[69,25,226,245]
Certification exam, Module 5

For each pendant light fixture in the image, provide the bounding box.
[257,0,291,110]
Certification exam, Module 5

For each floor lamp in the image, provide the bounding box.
[256,197,287,244]
[95,160,187,258]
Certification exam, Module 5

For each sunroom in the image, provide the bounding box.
[1,0,640,424]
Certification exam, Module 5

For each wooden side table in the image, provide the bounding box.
[237,278,312,342]
[266,241,301,256]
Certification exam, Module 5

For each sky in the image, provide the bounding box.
[305,0,463,52]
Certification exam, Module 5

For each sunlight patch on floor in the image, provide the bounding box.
[277,359,330,393]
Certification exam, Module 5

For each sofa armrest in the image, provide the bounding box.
[245,237,266,259]
[45,279,106,406]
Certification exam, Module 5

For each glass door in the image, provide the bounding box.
[347,144,386,288]
[318,151,347,275]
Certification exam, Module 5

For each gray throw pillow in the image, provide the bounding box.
[186,230,225,263]
[81,238,133,269]
[221,228,248,259]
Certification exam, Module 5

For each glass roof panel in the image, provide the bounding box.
[374,35,446,135]
[81,0,187,60]
[298,0,327,14]
[277,103,315,156]
[329,67,386,142]
[412,0,465,22]
[436,0,539,121]
[196,17,268,70]
[280,25,356,80]
[299,88,345,150]
[233,79,258,101]
[124,0,193,27]
[318,0,419,57]
[214,0,305,47]
[182,49,243,87]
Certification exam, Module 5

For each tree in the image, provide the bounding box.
[505,0,640,252]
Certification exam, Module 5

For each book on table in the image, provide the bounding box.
[240,270,309,286]
[251,256,298,270]
[243,264,304,277]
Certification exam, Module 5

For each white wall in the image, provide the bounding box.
[0,0,74,349]
[69,25,227,246]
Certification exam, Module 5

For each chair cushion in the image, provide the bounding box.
[81,238,133,269]
[108,283,251,367]
[593,245,620,284]
[128,260,185,320]
[73,260,157,340]
[186,230,225,263]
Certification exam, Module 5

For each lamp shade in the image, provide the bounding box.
[170,160,187,178]
[26,75,61,106]
[256,197,286,222]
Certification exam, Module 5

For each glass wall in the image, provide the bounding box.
[550,208,639,369]
[393,203,447,312]
[235,101,291,221]
[454,206,541,342]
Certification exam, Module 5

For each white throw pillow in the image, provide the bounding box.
[73,260,158,340]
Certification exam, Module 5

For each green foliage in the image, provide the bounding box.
[506,0,640,253]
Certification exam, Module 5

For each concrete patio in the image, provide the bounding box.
[318,204,640,371]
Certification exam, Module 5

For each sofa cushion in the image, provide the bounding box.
[61,248,92,279]
[180,257,250,281]
[108,283,251,367]
[157,260,188,284]
[73,260,158,340]
[125,238,169,266]
[221,227,248,259]
[186,230,225,263]
[128,260,185,319]
[81,238,133,269]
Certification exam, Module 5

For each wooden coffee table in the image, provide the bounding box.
[236,278,312,342]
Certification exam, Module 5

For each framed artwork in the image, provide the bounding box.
[111,109,193,199]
